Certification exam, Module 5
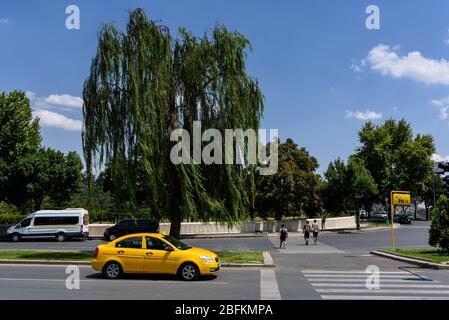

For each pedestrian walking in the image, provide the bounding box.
[312,219,319,245]
[321,217,326,231]
[279,224,288,249]
[303,221,311,245]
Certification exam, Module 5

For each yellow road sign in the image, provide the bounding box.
[390,191,411,251]
[391,192,411,206]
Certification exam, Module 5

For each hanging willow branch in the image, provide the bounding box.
[83,8,264,236]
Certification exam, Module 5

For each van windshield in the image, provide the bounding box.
[163,235,191,250]
[19,218,32,228]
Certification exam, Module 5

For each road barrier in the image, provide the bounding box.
[87,216,356,238]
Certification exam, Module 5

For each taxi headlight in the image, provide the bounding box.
[200,255,214,263]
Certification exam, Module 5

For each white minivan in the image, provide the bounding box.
[6,208,89,242]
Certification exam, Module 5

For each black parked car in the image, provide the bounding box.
[393,214,412,224]
[104,218,159,241]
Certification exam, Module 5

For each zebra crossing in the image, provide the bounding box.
[302,269,449,300]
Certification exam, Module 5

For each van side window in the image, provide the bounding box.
[34,216,79,225]
[115,237,142,249]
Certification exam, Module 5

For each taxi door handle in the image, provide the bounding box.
[146,252,153,255]
[117,250,125,254]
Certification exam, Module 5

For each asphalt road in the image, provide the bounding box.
[0,221,431,252]
[2,221,449,300]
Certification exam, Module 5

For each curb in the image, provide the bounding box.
[370,250,449,270]
[262,251,275,267]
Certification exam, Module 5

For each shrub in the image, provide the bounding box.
[0,213,25,225]
[429,195,449,252]
[0,202,19,215]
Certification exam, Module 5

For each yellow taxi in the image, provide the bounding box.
[92,233,221,280]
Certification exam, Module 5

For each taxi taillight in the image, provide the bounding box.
[94,247,99,258]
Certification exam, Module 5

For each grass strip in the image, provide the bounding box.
[0,250,264,264]
[384,248,449,264]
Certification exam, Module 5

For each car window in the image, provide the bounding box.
[20,218,32,228]
[115,237,142,248]
[137,219,156,227]
[163,235,191,250]
[117,220,136,228]
[146,237,172,251]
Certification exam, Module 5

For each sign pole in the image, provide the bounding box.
[390,191,395,251]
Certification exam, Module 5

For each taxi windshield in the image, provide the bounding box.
[163,235,191,250]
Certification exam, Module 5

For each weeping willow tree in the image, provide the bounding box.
[83,9,264,237]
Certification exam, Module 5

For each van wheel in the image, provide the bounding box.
[179,263,199,281]
[56,233,66,242]
[103,261,122,279]
[108,234,117,241]
[11,233,21,242]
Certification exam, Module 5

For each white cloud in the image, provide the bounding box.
[0,18,10,24]
[365,44,449,85]
[350,59,366,73]
[345,109,383,121]
[431,97,449,122]
[44,94,83,108]
[440,106,449,120]
[33,110,82,131]
[432,153,449,162]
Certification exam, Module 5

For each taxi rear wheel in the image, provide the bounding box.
[179,263,199,281]
[103,261,123,279]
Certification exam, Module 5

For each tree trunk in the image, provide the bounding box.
[355,207,360,230]
[275,211,282,221]
[414,200,418,220]
[169,214,182,238]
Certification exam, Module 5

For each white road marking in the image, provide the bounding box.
[306,278,438,283]
[312,283,449,288]
[303,270,408,274]
[302,269,449,300]
[321,295,449,300]
[260,270,281,300]
[304,274,428,278]
[317,289,449,294]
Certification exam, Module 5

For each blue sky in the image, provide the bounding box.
[1,0,449,174]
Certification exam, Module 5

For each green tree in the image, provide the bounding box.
[429,195,449,251]
[83,9,264,237]
[354,119,435,214]
[255,138,320,219]
[322,158,378,229]
[11,148,83,211]
[321,159,349,215]
[0,91,41,206]
[421,174,444,221]
[347,158,378,229]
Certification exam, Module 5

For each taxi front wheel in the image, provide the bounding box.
[179,263,199,281]
[103,261,123,279]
